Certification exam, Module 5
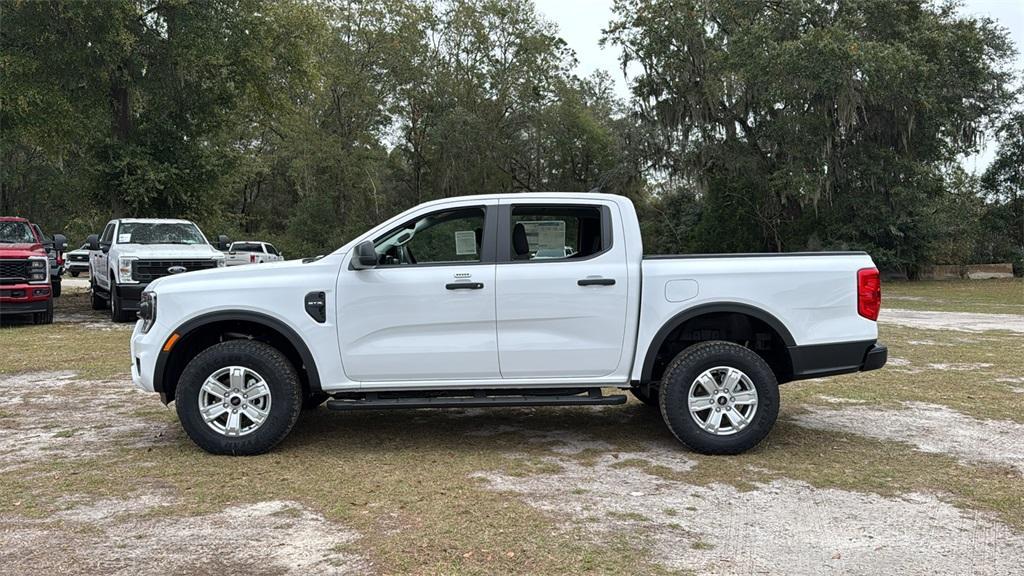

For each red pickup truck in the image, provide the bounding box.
[0,217,65,324]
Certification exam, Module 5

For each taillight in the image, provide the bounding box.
[250,254,257,263]
[857,268,881,321]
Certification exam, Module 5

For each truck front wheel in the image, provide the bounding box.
[659,341,779,455]
[90,278,106,310]
[109,280,131,322]
[175,340,302,455]
[32,300,54,325]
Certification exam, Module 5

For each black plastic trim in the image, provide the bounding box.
[862,344,888,372]
[326,389,626,410]
[0,300,50,315]
[578,278,615,286]
[304,291,327,323]
[641,302,797,383]
[787,340,884,381]
[445,282,484,290]
[153,310,322,398]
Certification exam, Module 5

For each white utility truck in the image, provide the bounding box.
[87,218,227,321]
[130,194,886,455]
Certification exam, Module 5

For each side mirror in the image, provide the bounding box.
[86,234,100,251]
[53,233,67,252]
[215,235,231,251]
[351,240,377,270]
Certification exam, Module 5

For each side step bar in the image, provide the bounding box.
[325,388,627,411]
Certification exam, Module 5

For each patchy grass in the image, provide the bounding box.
[886,278,1024,315]
[1,280,1023,574]
[0,289,129,380]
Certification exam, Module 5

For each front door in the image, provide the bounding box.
[93,222,114,290]
[495,201,629,379]
[337,203,499,382]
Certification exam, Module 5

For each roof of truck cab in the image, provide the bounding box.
[116,218,196,223]
[0,216,30,222]
[411,192,630,209]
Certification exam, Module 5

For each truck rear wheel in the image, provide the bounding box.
[175,340,302,455]
[659,341,779,455]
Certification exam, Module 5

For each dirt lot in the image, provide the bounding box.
[1,279,1022,575]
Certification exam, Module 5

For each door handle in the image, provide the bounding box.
[578,278,615,286]
[446,282,484,290]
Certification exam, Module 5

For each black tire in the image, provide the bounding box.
[51,279,62,298]
[630,383,659,408]
[90,279,106,310]
[70,271,80,278]
[659,341,779,455]
[176,340,302,455]
[32,300,54,325]
[302,392,329,411]
[109,281,131,322]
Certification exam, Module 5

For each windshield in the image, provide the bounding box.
[230,242,263,253]
[0,221,36,244]
[118,222,207,245]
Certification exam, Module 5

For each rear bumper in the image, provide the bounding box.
[787,340,887,382]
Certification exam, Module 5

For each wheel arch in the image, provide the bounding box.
[640,302,796,385]
[154,310,322,404]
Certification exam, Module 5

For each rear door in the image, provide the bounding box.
[495,200,630,379]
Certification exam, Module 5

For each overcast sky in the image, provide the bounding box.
[533,0,1024,171]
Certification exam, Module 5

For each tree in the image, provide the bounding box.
[980,112,1024,272]
[604,0,1017,272]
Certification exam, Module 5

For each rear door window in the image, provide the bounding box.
[508,205,605,261]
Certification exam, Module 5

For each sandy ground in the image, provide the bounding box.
[1,496,367,575]
[0,369,368,575]
[879,308,1024,333]
[0,371,174,472]
[474,433,1024,576]
[793,402,1024,475]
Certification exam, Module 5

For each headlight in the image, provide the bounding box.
[139,290,157,333]
[118,256,138,283]
[28,257,49,283]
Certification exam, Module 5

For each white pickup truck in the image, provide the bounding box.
[224,241,284,266]
[87,218,227,321]
[130,193,886,456]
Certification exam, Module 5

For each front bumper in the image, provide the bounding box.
[130,319,159,393]
[787,340,887,382]
[66,261,89,271]
[115,282,149,311]
[0,284,52,315]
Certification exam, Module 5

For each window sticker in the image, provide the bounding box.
[454,230,477,255]
[521,221,566,252]
[118,233,131,243]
